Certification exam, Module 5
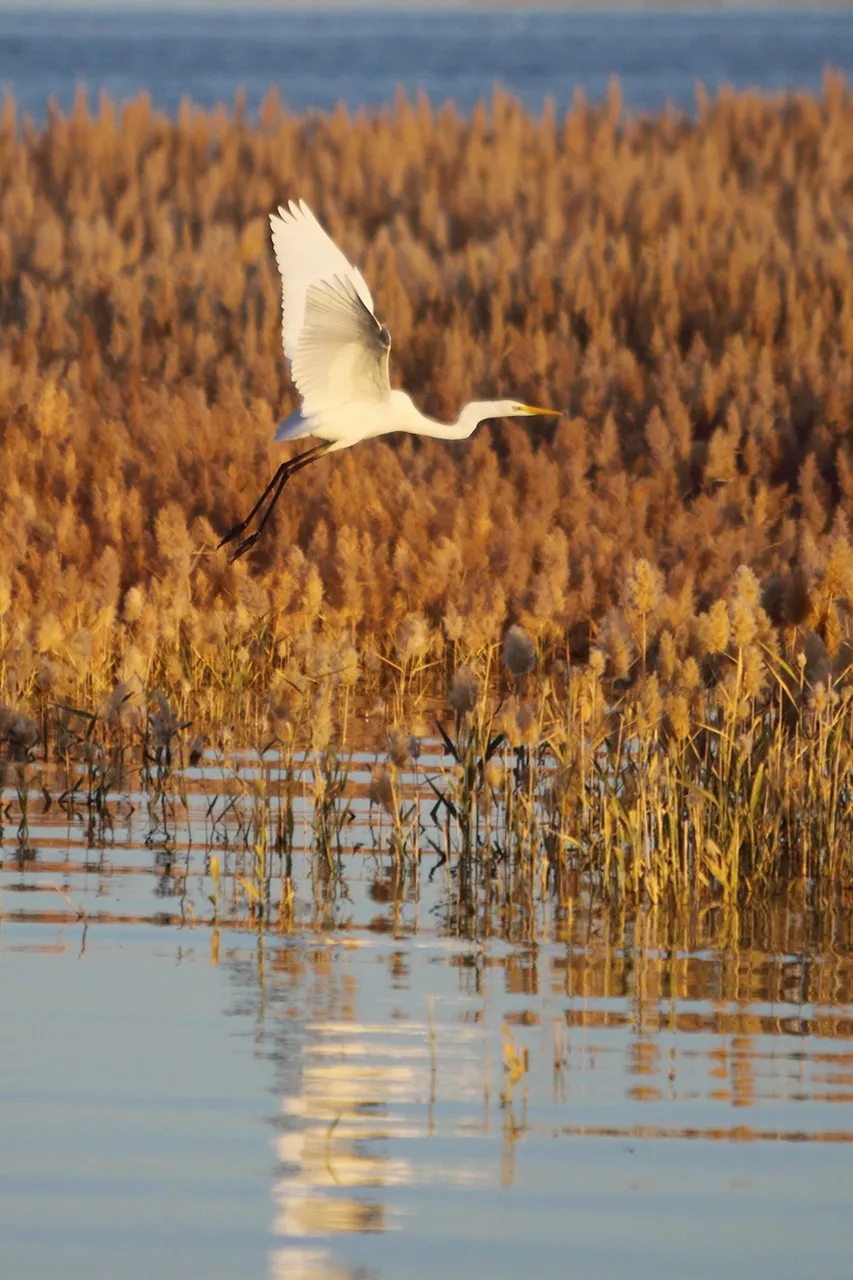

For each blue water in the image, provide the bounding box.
[2,915,852,1280]
[2,762,853,1280]
[0,7,851,121]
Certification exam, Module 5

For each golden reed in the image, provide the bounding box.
[2,81,853,907]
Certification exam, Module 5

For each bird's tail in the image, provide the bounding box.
[275,408,321,444]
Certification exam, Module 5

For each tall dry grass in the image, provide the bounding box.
[2,76,853,839]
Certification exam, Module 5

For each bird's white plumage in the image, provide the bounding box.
[292,276,391,415]
[270,203,374,365]
[270,199,391,433]
[267,198,559,451]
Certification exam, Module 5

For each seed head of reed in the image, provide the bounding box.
[679,656,701,691]
[664,692,691,743]
[396,612,430,667]
[732,564,762,607]
[625,557,660,617]
[232,602,254,640]
[442,604,466,644]
[336,641,360,688]
[34,655,59,696]
[368,763,396,815]
[697,600,730,655]
[265,692,297,742]
[808,681,837,718]
[588,649,606,680]
[729,596,758,649]
[657,630,678,684]
[387,728,412,769]
[573,671,598,727]
[150,689,181,751]
[35,612,65,655]
[502,624,536,679]
[600,612,634,682]
[119,645,148,690]
[448,666,479,717]
[824,605,844,658]
[499,695,522,748]
[68,627,94,671]
[102,679,134,727]
[271,665,308,698]
[484,758,504,789]
[311,688,333,752]
[820,536,853,606]
[123,586,146,625]
[516,703,540,746]
[638,674,662,735]
[741,644,766,700]
[4,712,39,759]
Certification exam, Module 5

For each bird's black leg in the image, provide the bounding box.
[223,442,331,561]
[217,462,288,550]
[216,445,327,555]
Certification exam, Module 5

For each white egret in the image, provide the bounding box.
[219,199,561,559]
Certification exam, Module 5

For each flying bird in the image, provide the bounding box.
[219,200,561,559]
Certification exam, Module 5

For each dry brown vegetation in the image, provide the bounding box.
[3,81,853,902]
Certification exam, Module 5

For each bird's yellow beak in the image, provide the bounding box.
[519,404,562,417]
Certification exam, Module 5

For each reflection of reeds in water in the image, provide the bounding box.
[268,1247,355,1280]
[245,905,853,1272]
[270,1009,486,1275]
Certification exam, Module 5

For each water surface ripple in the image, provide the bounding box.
[1,757,852,1279]
[1,8,852,120]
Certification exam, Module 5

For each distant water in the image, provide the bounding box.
[0,7,852,122]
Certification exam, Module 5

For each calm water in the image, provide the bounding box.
[0,7,852,121]
[1,749,853,1279]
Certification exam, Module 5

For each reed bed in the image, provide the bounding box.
[3,80,853,907]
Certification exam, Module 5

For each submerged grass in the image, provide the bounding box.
[2,82,853,909]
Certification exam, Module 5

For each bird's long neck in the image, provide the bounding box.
[396,395,503,441]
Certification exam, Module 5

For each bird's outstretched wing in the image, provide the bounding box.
[270,200,391,415]
[291,276,391,414]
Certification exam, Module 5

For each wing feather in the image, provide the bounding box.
[269,200,390,416]
[291,275,391,414]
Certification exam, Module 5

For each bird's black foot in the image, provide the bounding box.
[217,519,249,550]
[228,530,262,562]
[216,444,329,560]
